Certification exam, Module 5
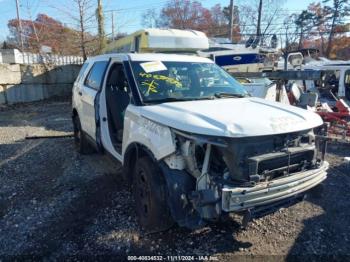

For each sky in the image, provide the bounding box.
[0,0,317,41]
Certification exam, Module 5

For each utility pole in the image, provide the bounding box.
[256,0,262,37]
[97,0,106,53]
[15,0,24,51]
[26,3,40,53]
[105,10,116,42]
[229,0,234,42]
[111,11,115,41]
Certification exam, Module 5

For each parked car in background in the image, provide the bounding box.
[72,53,328,232]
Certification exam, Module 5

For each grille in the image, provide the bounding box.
[258,150,315,174]
[247,147,315,179]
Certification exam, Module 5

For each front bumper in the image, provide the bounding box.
[222,161,329,212]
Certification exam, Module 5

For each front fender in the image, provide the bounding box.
[122,105,176,162]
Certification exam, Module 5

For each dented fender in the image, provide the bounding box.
[122,105,176,162]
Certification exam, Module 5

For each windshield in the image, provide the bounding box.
[130,61,248,103]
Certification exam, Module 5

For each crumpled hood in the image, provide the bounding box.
[138,97,323,137]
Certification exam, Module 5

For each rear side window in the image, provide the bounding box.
[84,61,109,90]
[76,62,89,83]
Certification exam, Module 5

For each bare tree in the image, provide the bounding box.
[294,1,350,58]
[76,0,91,59]
[144,1,229,37]
[212,4,230,38]
[307,2,328,54]
[235,0,286,42]
[25,0,40,51]
[323,0,350,57]
[281,14,299,52]
[50,0,97,60]
[295,10,314,49]
[141,9,160,28]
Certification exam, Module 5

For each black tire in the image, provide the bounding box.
[73,114,94,154]
[132,156,174,232]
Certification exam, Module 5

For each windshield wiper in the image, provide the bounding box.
[214,92,248,98]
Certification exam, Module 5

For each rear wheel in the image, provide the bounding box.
[132,156,174,232]
[73,114,94,154]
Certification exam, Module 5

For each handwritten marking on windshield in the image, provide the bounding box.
[139,72,182,87]
[141,80,158,95]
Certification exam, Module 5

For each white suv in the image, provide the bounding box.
[72,53,328,232]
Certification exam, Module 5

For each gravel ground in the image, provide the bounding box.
[0,99,349,261]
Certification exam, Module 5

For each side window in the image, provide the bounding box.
[84,61,109,90]
[76,62,89,83]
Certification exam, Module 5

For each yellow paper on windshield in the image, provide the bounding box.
[140,61,167,73]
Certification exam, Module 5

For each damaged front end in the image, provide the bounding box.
[160,126,329,228]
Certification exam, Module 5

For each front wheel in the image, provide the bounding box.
[132,156,174,232]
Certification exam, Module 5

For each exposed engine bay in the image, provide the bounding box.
[161,127,328,228]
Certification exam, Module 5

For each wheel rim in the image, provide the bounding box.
[135,169,150,219]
